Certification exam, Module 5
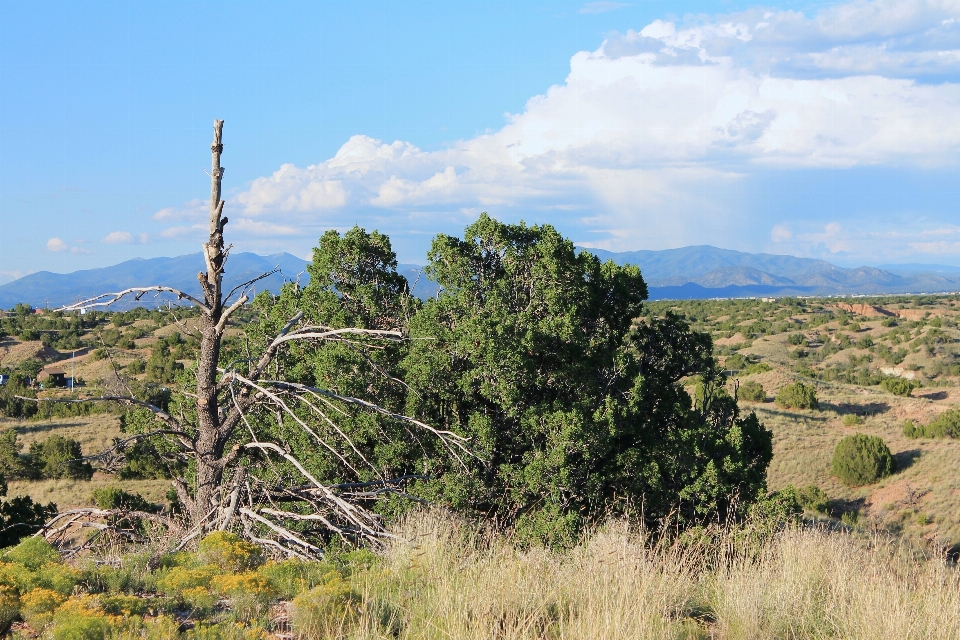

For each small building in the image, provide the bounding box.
[37,368,66,388]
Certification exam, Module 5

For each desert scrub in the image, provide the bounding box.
[832,433,894,486]
[20,586,66,629]
[50,596,115,638]
[881,377,916,397]
[842,413,862,426]
[795,485,829,514]
[211,572,274,621]
[258,559,339,600]
[775,382,818,410]
[738,380,765,403]
[903,410,959,439]
[291,571,362,639]
[0,538,81,596]
[198,531,264,572]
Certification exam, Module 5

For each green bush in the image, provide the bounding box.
[831,434,894,486]
[902,411,959,439]
[796,485,829,514]
[738,380,765,403]
[126,358,146,375]
[90,487,159,513]
[2,536,60,569]
[29,435,93,480]
[258,559,338,600]
[842,414,862,427]
[197,532,264,572]
[775,382,819,410]
[291,572,362,639]
[881,377,916,397]
[787,333,805,345]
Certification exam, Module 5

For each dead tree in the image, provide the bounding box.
[42,121,471,557]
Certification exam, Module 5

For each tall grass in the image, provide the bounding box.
[293,511,960,639]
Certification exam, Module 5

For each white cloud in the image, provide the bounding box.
[214,0,960,256]
[771,224,793,242]
[102,231,134,244]
[579,2,630,15]
[160,225,203,239]
[231,218,298,236]
[46,237,68,252]
[154,198,207,221]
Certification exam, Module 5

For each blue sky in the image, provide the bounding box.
[2,0,959,284]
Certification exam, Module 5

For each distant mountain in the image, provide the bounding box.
[581,245,960,300]
[3,245,957,309]
[876,263,960,276]
[0,253,438,309]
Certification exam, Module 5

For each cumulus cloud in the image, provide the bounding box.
[160,225,203,239]
[222,0,960,256]
[154,199,207,221]
[102,231,134,244]
[46,237,68,252]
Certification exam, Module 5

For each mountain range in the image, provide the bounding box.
[1,246,958,309]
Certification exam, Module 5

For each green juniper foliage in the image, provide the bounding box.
[257,215,772,545]
[831,433,894,486]
[775,382,819,410]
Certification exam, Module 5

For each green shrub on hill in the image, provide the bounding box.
[831,434,894,486]
[29,435,93,481]
[881,377,916,396]
[738,380,765,403]
[796,485,830,514]
[775,382,819,410]
[902,411,960,439]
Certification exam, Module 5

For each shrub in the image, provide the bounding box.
[796,485,829,514]
[259,559,338,600]
[724,354,747,371]
[0,584,18,634]
[738,381,765,403]
[881,377,916,397]
[197,531,263,572]
[291,573,362,639]
[787,333,805,345]
[126,358,146,375]
[51,596,116,640]
[775,382,818,410]
[211,572,274,621]
[98,593,147,616]
[29,435,93,480]
[842,414,861,427]
[749,487,802,526]
[90,487,159,513]
[902,411,959,439]
[156,566,217,596]
[2,536,59,569]
[20,587,67,629]
[832,434,894,486]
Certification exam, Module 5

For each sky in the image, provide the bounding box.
[2,0,960,284]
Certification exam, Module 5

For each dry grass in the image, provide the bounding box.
[5,477,170,510]
[0,414,170,509]
[294,511,960,640]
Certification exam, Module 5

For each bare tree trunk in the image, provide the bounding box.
[193,120,228,522]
